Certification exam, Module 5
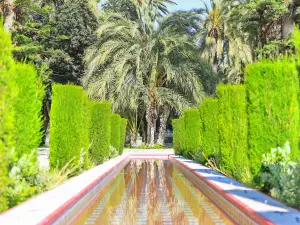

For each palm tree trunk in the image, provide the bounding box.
[4,0,14,31]
[130,131,138,147]
[146,102,157,146]
[156,105,170,145]
[282,12,294,39]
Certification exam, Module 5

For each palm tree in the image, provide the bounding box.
[83,3,204,146]
[199,0,252,83]
[199,0,226,73]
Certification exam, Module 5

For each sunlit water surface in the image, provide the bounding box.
[72,160,234,225]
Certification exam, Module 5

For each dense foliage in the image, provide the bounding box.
[13,63,44,160]
[82,94,91,169]
[51,0,98,84]
[0,21,46,211]
[172,119,180,154]
[0,19,14,212]
[110,114,121,153]
[89,102,111,164]
[199,98,219,162]
[217,84,249,181]
[50,84,84,169]
[9,0,99,85]
[5,148,77,208]
[119,118,127,155]
[172,117,186,155]
[246,59,300,176]
[255,142,300,208]
[183,110,202,158]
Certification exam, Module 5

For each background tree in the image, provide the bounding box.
[199,0,252,84]
[49,0,98,84]
[84,2,206,146]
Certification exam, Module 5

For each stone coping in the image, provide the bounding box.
[170,155,300,225]
[0,152,299,225]
[0,154,130,225]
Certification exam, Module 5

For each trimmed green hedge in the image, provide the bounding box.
[179,116,186,154]
[89,102,111,164]
[82,94,91,169]
[246,59,300,176]
[172,119,180,154]
[183,109,202,158]
[199,98,219,161]
[50,84,84,169]
[13,63,44,160]
[110,114,121,153]
[217,84,249,180]
[0,21,14,212]
[172,117,186,155]
[119,118,127,155]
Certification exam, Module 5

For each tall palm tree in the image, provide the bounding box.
[199,0,226,73]
[83,3,204,146]
[199,0,252,83]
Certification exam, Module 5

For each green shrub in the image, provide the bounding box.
[172,119,180,154]
[82,94,91,169]
[178,116,186,154]
[5,149,77,208]
[89,102,111,164]
[109,145,119,159]
[13,63,44,160]
[217,84,249,181]
[50,84,84,169]
[134,143,165,149]
[256,142,300,209]
[183,109,202,158]
[110,114,121,153]
[199,98,219,162]
[246,59,300,176]
[293,26,300,55]
[119,118,127,154]
[0,20,15,212]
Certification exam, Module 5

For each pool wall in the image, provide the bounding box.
[0,152,299,225]
[170,155,300,225]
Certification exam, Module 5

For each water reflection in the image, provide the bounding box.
[73,160,234,225]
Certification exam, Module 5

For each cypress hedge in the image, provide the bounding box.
[183,109,202,158]
[50,84,84,169]
[246,59,300,176]
[199,98,219,161]
[119,118,127,155]
[172,119,181,154]
[179,116,186,155]
[110,114,121,153]
[0,20,15,212]
[217,84,249,180]
[89,102,111,164]
[82,94,91,169]
[13,63,44,160]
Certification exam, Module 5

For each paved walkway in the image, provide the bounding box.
[37,148,174,170]
[123,148,174,154]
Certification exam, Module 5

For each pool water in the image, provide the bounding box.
[72,160,234,225]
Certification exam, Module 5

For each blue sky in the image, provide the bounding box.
[169,0,202,12]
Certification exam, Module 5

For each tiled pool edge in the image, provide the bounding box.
[0,152,299,225]
[0,154,131,225]
[170,155,300,225]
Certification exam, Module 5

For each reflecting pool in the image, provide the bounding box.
[72,160,234,225]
